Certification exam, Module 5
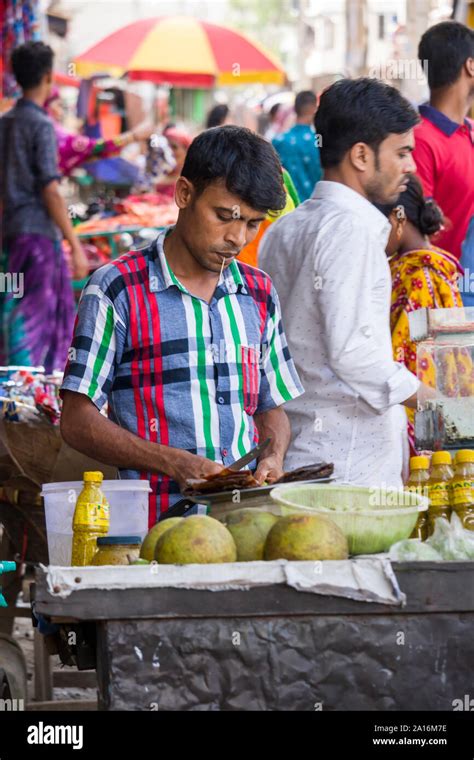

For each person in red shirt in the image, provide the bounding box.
[413,21,474,260]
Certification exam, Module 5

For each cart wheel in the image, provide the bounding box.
[0,668,12,701]
[0,635,27,704]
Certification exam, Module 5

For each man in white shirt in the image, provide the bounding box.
[260,78,429,487]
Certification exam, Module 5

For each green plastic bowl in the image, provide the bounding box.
[270,484,428,555]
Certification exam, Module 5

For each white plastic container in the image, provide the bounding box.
[41,479,151,565]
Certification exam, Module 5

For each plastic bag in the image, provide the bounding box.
[427,513,474,560]
[390,515,474,561]
[389,539,442,562]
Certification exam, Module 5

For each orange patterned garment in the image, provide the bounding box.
[389,246,472,451]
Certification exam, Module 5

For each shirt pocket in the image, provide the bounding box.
[241,345,260,416]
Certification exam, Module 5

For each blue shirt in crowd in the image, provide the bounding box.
[272,124,322,202]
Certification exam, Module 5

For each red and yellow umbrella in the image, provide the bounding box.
[73,16,285,87]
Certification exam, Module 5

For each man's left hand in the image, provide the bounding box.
[254,455,284,485]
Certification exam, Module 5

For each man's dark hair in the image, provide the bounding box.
[314,78,419,169]
[206,104,230,129]
[11,41,54,90]
[181,126,286,214]
[295,90,317,116]
[418,21,474,90]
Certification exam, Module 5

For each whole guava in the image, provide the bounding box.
[155,515,237,564]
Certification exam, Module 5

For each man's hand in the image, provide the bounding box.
[170,450,224,491]
[404,383,436,410]
[253,406,291,485]
[69,239,90,280]
[254,454,284,485]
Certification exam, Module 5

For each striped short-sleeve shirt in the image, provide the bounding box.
[61,228,304,523]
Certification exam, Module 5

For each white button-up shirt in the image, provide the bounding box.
[259,180,420,487]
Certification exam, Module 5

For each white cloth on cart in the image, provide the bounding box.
[42,556,406,606]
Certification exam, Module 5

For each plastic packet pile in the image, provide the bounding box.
[0,367,63,424]
[390,513,474,562]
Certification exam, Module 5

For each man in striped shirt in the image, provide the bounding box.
[60,127,304,524]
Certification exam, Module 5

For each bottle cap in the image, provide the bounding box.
[431,451,452,466]
[97,536,141,546]
[410,456,429,470]
[83,471,104,483]
[455,450,474,464]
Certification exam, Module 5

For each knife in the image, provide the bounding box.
[157,438,272,522]
[222,437,271,474]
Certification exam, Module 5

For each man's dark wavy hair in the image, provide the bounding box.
[315,78,419,169]
[181,126,286,214]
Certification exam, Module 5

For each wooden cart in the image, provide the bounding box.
[33,561,474,711]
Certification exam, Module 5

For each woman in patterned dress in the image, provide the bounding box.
[377,174,471,453]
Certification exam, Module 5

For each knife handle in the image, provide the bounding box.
[158,497,197,522]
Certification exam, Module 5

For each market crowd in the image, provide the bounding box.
[1,20,473,521]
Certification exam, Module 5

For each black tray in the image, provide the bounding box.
[188,477,334,505]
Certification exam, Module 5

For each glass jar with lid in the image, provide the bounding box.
[91,536,142,566]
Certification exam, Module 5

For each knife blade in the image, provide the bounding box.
[223,437,271,474]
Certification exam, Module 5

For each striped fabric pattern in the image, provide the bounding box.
[62,228,303,523]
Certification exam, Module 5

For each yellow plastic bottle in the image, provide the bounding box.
[71,472,110,566]
[426,451,453,537]
[451,450,474,531]
[407,456,430,541]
